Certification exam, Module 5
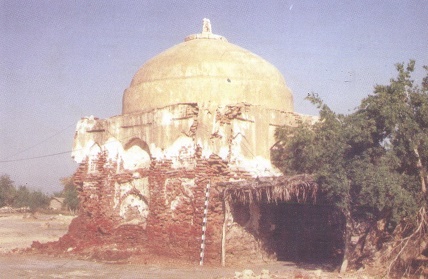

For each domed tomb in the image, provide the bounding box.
[67,20,322,266]
[122,20,294,114]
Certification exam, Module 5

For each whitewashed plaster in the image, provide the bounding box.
[103,137,123,161]
[122,145,151,170]
[71,104,312,178]
[119,194,149,227]
[72,117,99,163]
[72,139,98,164]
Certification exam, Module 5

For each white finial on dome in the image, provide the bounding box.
[202,18,212,33]
[185,19,227,42]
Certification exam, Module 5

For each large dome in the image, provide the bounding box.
[122,21,294,114]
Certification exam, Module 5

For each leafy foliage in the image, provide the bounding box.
[273,61,428,225]
[58,176,79,212]
[0,174,16,207]
[27,189,50,212]
[0,174,50,212]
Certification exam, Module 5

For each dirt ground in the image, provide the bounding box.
[0,213,73,253]
[0,213,381,278]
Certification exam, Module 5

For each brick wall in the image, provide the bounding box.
[59,150,264,264]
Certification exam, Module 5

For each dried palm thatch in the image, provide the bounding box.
[221,174,317,204]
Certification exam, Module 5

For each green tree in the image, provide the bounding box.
[12,185,50,212]
[273,61,427,272]
[0,174,50,212]
[59,176,79,212]
[0,174,16,207]
[360,61,428,196]
[27,190,50,212]
[13,185,31,208]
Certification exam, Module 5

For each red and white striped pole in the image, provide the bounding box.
[199,180,211,266]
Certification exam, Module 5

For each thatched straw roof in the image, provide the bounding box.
[220,174,317,204]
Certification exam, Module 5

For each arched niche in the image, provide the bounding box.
[122,138,151,170]
[88,143,101,173]
[119,194,149,227]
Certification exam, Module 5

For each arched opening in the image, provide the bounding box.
[124,138,151,157]
[87,143,101,173]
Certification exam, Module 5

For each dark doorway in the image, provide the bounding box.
[258,203,345,264]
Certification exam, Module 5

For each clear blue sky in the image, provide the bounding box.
[1,0,427,193]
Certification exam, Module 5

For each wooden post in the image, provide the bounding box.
[221,199,230,267]
[340,207,352,274]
